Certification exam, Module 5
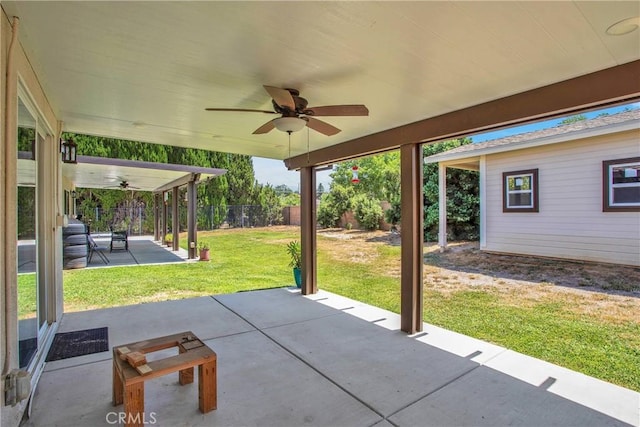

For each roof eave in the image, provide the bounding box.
[424,119,640,164]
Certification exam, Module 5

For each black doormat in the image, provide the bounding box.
[19,337,37,368]
[46,327,109,362]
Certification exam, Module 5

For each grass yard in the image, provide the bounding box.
[54,226,640,391]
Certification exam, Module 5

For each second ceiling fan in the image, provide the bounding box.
[206,85,368,136]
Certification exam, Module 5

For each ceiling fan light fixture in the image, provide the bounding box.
[273,117,306,133]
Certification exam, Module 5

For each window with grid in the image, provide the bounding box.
[503,169,538,213]
[603,157,640,211]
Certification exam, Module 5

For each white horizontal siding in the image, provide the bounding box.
[484,129,640,266]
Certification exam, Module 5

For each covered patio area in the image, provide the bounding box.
[25,288,637,426]
[2,2,639,425]
[85,236,189,268]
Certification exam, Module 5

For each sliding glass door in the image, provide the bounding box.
[17,94,53,369]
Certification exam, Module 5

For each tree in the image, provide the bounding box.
[226,154,257,205]
[63,132,265,231]
[274,184,293,196]
[317,183,325,198]
[280,192,300,206]
[558,114,587,125]
[330,152,400,201]
[423,138,479,241]
[317,184,354,228]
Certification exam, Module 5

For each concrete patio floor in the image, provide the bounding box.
[24,288,639,427]
[86,236,189,268]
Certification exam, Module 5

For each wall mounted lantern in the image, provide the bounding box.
[60,138,77,164]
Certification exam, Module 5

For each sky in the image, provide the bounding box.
[253,102,640,191]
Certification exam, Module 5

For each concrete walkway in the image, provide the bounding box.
[25,288,639,426]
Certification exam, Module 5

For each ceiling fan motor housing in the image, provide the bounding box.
[272,92,308,116]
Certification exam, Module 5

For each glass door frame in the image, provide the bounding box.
[17,82,57,373]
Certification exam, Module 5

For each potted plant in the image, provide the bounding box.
[165,233,173,247]
[199,242,210,261]
[286,240,302,288]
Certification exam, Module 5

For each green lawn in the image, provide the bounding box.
[50,227,640,391]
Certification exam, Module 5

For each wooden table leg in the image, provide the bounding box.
[198,358,217,413]
[124,382,144,427]
[113,359,123,406]
[179,346,194,385]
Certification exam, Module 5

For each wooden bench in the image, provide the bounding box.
[112,331,217,426]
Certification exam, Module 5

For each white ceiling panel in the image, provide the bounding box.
[3,1,639,161]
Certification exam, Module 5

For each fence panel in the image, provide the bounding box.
[80,204,288,235]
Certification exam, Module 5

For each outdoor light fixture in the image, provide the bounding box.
[71,190,77,199]
[606,16,640,35]
[273,117,306,133]
[60,138,77,164]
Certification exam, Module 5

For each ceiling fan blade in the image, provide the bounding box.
[305,117,341,136]
[205,108,276,114]
[263,86,296,111]
[305,105,369,116]
[252,119,276,134]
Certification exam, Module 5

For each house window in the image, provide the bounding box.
[603,157,640,212]
[503,169,538,213]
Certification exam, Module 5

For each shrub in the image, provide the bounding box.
[352,194,383,231]
[384,197,401,226]
[317,194,341,228]
[317,185,353,228]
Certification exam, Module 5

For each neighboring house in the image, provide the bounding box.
[424,110,640,267]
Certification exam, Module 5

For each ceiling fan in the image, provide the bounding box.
[106,179,140,190]
[206,85,368,136]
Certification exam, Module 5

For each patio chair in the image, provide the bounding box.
[109,226,129,252]
[87,235,109,264]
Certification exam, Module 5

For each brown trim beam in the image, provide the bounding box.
[187,179,198,259]
[300,167,317,295]
[162,192,168,244]
[285,61,640,169]
[172,187,179,252]
[154,193,161,241]
[400,144,424,334]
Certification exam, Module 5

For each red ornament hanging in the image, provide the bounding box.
[351,165,359,184]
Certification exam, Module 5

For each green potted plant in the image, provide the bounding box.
[199,242,210,261]
[286,240,302,288]
[164,233,173,247]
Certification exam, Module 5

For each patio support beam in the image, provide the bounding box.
[479,156,487,250]
[438,163,447,251]
[400,144,423,334]
[285,60,640,169]
[187,179,197,259]
[172,186,179,251]
[162,192,168,244]
[300,166,317,295]
[153,193,160,241]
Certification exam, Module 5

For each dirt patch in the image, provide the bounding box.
[317,229,640,324]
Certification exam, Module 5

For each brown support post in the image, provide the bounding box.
[172,186,179,251]
[300,167,317,295]
[187,179,197,259]
[153,193,160,241]
[162,192,168,244]
[400,144,424,334]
